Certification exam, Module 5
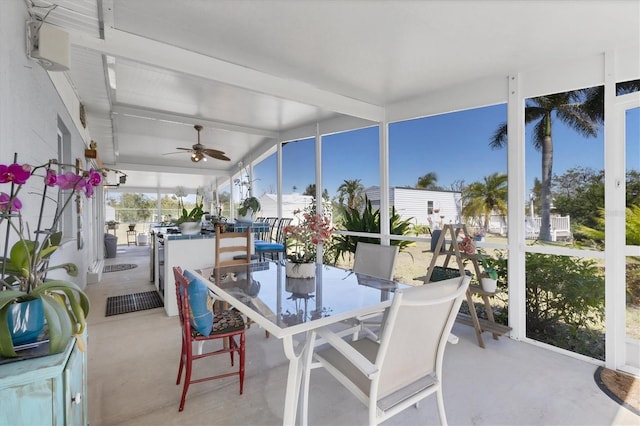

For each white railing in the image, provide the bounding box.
[529,215,571,241]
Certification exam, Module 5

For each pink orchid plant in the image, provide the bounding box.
[0,156,102,357]
[283,209,333,263]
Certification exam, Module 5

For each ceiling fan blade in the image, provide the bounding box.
[202,148,227,156]
[162,151,192,156]
[203,151,231,161]
[165,125,230,161]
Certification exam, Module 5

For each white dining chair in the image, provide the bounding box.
[302,275,470,425]
[352,242,399,280]
[350,242,399,339]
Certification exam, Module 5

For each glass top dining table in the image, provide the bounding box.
[194,261,408,337]
[189,261,410,425]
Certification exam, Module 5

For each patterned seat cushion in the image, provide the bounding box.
[191,309,245,337]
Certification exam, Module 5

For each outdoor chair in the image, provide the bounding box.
[353,242,399,280]
[350,242,399,339]
[172,266,246,412]
[255,217,291,262]
[302,275,471,425]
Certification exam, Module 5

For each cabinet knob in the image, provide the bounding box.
[72,392,82,405]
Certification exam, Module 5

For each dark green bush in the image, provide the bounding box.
[476,251,605,359]
[329,197,414,264]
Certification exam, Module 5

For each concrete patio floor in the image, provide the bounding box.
[85,244,638,425]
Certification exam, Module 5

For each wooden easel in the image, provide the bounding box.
[425,224,511,348]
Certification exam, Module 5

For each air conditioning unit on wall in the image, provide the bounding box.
[27,21,70,72]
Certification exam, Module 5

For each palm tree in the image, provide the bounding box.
[337,179,364,211]
[303,183,329,200]
[490,89,600,241]
[462,173,508,231]
[416,172,439,189]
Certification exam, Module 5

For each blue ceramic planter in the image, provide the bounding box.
[7,298,45,346]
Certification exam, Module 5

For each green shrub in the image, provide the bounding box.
[329,197,414,264]
[475,251,605,359]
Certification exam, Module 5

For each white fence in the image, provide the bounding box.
[482,214,571,241]
[527,216,571,241]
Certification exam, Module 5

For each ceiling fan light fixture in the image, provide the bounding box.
[191,151,205,162]
[164,124,230,162]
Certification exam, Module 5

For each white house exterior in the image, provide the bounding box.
[258,193,313,224]
[364,186,462,227]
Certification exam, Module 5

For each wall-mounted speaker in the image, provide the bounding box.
[27,21,70,72]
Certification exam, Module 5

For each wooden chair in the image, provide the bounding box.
[215,226,253,272]
[172,266,245,412]
[303,275,471,425]
[214,226,269,337]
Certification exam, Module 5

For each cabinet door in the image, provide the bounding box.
[64,344,87,425]
[0,379,54,425]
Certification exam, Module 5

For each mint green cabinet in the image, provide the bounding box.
[0,338,87,425]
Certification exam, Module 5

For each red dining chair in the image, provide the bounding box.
[173,266,246,412]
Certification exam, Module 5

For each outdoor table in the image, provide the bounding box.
[189,261,408,426]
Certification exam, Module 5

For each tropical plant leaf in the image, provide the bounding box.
[34,280,90,335]
[0,304,17,358]
[39,293,72,354]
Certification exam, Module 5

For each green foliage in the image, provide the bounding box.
[416,172,440,190]
[476,251,605,358]
[329,197,414,264]
[335,179,364,211]
[0,280,89,357]
[576,205,640,247]
[552,167,604,231]
[461,173,507,230]
[238,196,261,217]
[524,253,604,358]
[175,203,205,224]
[115,193,155,223]
[479,252,498,280]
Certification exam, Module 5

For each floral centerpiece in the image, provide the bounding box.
[0,157,100,357]
[283,209,333,278]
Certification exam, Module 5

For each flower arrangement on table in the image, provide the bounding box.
[283,209,333,264]
[473,229,486,239]
[0,157,101,357]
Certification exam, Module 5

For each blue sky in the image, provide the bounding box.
[251,103,638,200]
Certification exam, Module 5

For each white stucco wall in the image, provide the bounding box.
[1,3,95,289]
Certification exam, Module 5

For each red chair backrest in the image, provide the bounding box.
[173,266,192,337]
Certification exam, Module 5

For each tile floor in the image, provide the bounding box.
[84,244,638,425]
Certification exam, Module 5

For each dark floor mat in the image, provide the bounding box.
[103,263,138,273]
[105,291,163,316]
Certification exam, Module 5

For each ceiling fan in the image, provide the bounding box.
[165,125,231,162]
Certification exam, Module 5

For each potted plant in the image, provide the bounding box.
[128,223,136,231]
[283,209,333,278]
[172,188,206,234]
[0,158,100,357]
[479,255,499,293]
[237,196,261,222]
[473,229,485,242]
